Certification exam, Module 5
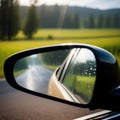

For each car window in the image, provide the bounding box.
[62,49,80,90]
[56,48,78,81]
[62,48,96,104]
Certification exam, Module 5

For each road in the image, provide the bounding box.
[15,65,53,94]
[0,66,100,120]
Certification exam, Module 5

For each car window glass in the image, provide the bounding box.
[56,48,78,81]
[62,49,79,91]
[62,48,96,104]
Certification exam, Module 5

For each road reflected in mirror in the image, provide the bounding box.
[14,49,71,94]
[14,48,96,105]
[14,65,53,94]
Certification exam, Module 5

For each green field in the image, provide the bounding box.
[0,29,120,78]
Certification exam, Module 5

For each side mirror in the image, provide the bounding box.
[4,43,120,111]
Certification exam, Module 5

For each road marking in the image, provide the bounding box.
[74,110,111,120]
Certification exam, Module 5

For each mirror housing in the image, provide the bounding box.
[4,43,120,111]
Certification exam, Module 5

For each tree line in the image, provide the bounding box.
[0,0,120,40]
[38,5,120,29]
[0,0,20,40]
[83,14,120,29]
[0,0,39,40]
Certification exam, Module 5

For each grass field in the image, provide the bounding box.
[0,29,120,78]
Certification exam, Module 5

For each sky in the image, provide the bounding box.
[19,0,120,10]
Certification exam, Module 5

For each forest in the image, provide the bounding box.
[0,0,120,40]
[20,5,120,29]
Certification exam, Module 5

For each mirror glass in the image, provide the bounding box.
[14,48,96,104]
[14,49,71,94]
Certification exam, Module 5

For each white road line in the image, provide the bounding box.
[74,110,111,120]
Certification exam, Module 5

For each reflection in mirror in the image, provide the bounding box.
[14,49,71,94]
[48,48,96,104]
[14,48,96,105]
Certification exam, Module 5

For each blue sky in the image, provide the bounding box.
[19,0,120,10]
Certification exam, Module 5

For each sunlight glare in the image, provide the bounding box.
[19,0,31,6]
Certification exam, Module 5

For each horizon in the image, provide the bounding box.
[19,4,120,11]
[18,0,120,10]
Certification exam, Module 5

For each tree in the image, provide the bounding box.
[96,14,104,28]
[111,14,120,28]
[72,13,80,28]
[0,0,20,40]
[83,17,89,28]
[88,14,95,28]
[75,13,80,28]
[23,3,39,39]
[103,15,112,28]
[63,14,72,28]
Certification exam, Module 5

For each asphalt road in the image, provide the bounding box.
[15,65,53,94]
[0,65,100,120]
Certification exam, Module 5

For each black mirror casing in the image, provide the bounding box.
[4,43,120,111]
[89,47,120,111]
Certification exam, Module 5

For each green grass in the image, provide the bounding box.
[17,29,120,39]
[14,69,27,77]
[44,65,57,71]
[0,29,120,78]
[75,76,96,103]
